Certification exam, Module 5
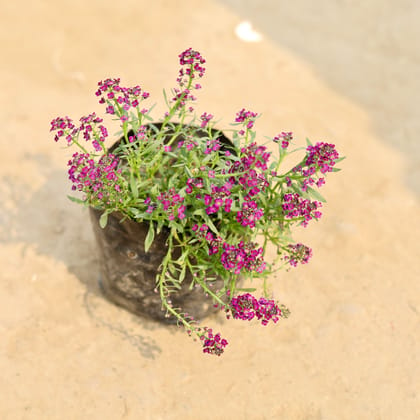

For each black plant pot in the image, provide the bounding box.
[90,124,232,323]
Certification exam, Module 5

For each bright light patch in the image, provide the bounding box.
[235,21,263,43]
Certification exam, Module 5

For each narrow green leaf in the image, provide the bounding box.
[193,208,205,217]
[205,217,219,235]
[130,174,138,199]
[128,207,141,216]
[142,114,153,121]
[290,183,303,195]
[144,221,155,252]
[305,137,312,146]
[237,287,257,293]
[67,195,86,205]
[168,264,177,276]
[306,186,326,203]
[162,89,170,108]
[99,212,109,228]
[179,264,187,283]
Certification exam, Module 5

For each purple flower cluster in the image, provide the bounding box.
[171,88,197,107]
[236,200,264,228]
[156,188,186,220]
[306,142,339,173]
[235,108,258,129]
[95,78,149,121]
[273,131,293,149]
[201,328,228,356]
[172,48,206,108]
[200,112,213,128]
[292,142,340,192]
[221,241,266,274]
[241,143,271,171]
[176,136,198,152]
[202,183,233,215]
[192,224,222,255]
[67,152,123,203]
[203,137,222,155]
[178,48,206,81]
[228,142,270,198]
[51,114,109,152]
[143,197,156,214]
[78,113,108,151]
[230,293,284,325]
[185,177,204,194]
[282,193,322,227]
[284,243,313,267]
[50,116,77,144]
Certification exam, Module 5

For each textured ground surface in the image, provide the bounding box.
[1,1,419,419]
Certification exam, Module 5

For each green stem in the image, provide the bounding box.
[159,280,198,332]
[244,128,250,145]
[157,231,202,338]
[160,63,194,131]
[72,139,89,154]
[213,170,246,179]
[186,260,227,309]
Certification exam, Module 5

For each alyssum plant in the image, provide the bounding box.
[50,48,342,356]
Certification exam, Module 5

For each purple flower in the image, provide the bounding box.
[177,205,186,219]
[192,224,222,256]
[291,142,340,193]
[273,132,293,149]
[176,48,206,91]
[221,241,266,275]
[236,200,264,228]
[235,108,258,125]
[201,328,228,356]
[106,105,115,115]
[227,142,270,199]
[200,112,213,128]
[156,188,186,220]
[67,152,124,204]
[230,293,285,326]
[96,78,146,117]
[284,243,313,266]
[305,142,339,173]
[282,193,322,227]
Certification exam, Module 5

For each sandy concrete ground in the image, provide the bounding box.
[1,1,419,419]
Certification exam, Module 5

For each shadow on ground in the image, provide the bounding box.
[0,152,163,359]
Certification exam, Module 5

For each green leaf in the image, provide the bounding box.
[67,195,86,205]
[162,89,170,108]
[179,264,187,283]
[168,264,177,276]
[236,287,257,293]
[305,137,312,146]
[193,209,219,235]
[205,217,219,235]
[331,167,342,172]
[192,208,205,217]
[290,183,303,195]
[306,186,326,203]
[99,212,109,228]
[130,174,139,199]
[144,221,155,252]
[142,114,153,121]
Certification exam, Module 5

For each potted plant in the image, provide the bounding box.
[50,48,342,356]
